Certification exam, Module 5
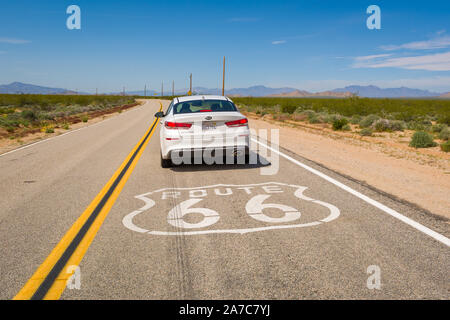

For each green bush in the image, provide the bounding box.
[390,120,406,131]
[332,118,348,131]
[360,128,373,136]
[359,114,380,128]
[308,115,321,124]
[280,104,297,114]
[407,121,431,131]
[350,115,362,124]
[440,141,450,152]
[373,119,391,132]
[409,131,437,148]
[302,110,316,119]
[324,114,340,124]
[439,127,450,140]
[81,116,89,123]
[431,123,447,133]
[342,124,351,131]
[438,114,450,125]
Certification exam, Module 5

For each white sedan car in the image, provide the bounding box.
[155,95,250,167]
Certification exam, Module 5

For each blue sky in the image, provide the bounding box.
[1,0,449,93]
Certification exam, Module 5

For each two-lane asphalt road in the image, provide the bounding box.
[1,99,448,300]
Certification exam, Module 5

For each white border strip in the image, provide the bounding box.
[252,138,450,247]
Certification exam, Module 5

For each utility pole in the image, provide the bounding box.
[96,88,98,96]
[123,86,125,96]
[222,56,226,96]
[172,80,174,96]
[190,73,192,95]
[144,85,147,97]
[161,82,164,96]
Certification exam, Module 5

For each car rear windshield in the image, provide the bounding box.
[173,100,237,114]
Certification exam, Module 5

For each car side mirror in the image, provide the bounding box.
[154,111,165,118]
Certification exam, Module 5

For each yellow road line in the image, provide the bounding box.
[14,102,162,300]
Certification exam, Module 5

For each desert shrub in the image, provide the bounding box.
[419,119,432,126]
[308,116,321,124]
[342,124,351,131]
[373,119,391,132]
[294,107,304,114]
[332,118,348,131]
[81,115,89,122]
[324,113,340,124]
[359,114,380,128]
[360,128,373,136]
[350,115,362,124]
[439,127,450,140]
[390,120,406,131]
[407,121,431,132]
[280,104,297,114]
[21,109,38,121]
[0,107,15,114]
[431,123,447,133]
[409,131,437,148]
[438,114,450,125]
[302,110,316,119]
[440,141,450,152]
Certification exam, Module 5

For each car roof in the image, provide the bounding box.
[173,95,233,104]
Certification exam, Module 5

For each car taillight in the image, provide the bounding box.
[165,121,192,129]
[225,118,248,127]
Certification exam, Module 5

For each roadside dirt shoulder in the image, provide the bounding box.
[248,115,450,220]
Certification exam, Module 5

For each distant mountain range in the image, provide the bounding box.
[269,89,354,98]
[332,85,440,98]
[0,82,448,98]
[0,82,79,94]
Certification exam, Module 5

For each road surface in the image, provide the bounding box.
[0,99,448,300]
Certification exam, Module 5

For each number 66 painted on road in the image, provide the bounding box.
[123,183,340,235]
[167,195,301,229]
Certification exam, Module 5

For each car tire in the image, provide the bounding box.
[161,154,172,168]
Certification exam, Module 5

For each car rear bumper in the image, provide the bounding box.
[164,145,249,160]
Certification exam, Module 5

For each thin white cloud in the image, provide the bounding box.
[0,37,30,44]
[353,52,450,71]
[272,40,286,45]
[381,36,450,51]
[354,54,392,61]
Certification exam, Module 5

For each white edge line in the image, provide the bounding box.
[0,102,148,158]
[251,137,450,247]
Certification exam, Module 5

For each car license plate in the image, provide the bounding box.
[202,122,216,130]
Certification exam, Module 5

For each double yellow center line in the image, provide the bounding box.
[14,102,162,300]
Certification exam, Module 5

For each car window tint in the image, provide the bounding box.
[173,100,237,114]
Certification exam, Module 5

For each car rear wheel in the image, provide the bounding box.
[161,154,172,168]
